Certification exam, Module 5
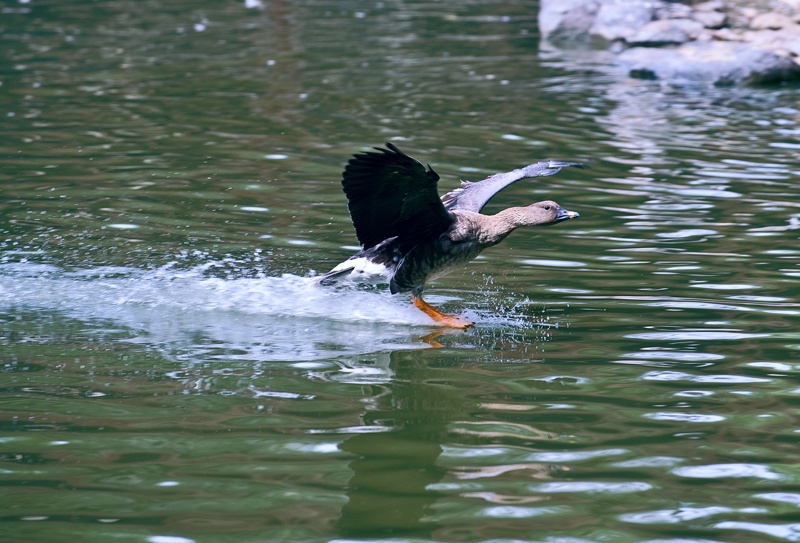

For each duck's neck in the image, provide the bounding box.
[477,207,530,245]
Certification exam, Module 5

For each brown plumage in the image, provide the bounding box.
[318,143,583,328]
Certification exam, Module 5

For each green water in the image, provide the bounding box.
[2,1,800,542]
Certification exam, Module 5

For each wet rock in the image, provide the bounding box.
[538,0,800,85]
[627,19,705,46]
[743,27,800,56]
[692,9,727,29]
[740,7,760,20]
[712,27,742,41]
[589,0,658,41]
[694,0,726,11]
[617,41,800,85]
[750,11,797,29]
[779,0,800,14]
[656,2,694,20]
[538,0,600,43]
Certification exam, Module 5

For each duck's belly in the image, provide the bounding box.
[423,244,484,282]
[390,238,485,294]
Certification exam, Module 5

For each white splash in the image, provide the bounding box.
[0,261,438,363]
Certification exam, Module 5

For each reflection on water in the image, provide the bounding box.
[3,0,800,542]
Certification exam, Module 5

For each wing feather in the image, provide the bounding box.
[341,143,453,251]
[442,160,586,213]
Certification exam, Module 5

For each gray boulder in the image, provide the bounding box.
[538,0,600,43]
[743,26,800,56]
[617,41,800,84]
[590,0,658,41]
[627,18,706,46]
[692,9,727,29]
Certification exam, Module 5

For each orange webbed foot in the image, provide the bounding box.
[412,295,473,329]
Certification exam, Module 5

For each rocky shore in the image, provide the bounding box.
[539,0,800,84]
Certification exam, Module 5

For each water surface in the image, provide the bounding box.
[2,1,800,543]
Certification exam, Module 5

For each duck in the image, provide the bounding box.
[317,142,583,328]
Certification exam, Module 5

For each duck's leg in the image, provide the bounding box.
[411,295,473,329]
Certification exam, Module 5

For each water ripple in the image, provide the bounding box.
[673,463,787,481]
[622,505,734,524]
[755,492,800,506]
[716,521,800,542]
[628,331,769,341]
[641,371,771,384]
[624,351,725,362]
[477,505,565,518]
[643,412,726,423]
[533,481,652,494]
[528,449,628,463]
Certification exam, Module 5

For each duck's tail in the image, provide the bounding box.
[315,238,403,288]
[315,266,355,287]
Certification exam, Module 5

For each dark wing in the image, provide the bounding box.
[441,160,586,213]
[342,142,453,251]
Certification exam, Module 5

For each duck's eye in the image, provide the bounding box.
[544,205,551,210]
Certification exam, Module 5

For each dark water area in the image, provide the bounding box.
[2,1,800,543]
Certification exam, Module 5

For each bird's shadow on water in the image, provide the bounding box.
[0,261,559,362]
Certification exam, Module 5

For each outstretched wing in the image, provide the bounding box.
[442,160,586,213]
[342,142,453,251]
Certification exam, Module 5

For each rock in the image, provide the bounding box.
[692,9,727,29]
[537,0,800,85]
[539,0,600,43]
[627,19,705,46]
[713,27,744,41]
[751,12,797,29]
[617,41,800,85]
[776,0,800,16]
[694,0,725,12]
[741,7,760,21]
[743,27,800,56]
[590,0,658,41]
[656,3,693,20]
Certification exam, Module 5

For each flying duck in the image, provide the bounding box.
[318,142,583,328]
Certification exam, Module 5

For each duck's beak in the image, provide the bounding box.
[556,207,580,222]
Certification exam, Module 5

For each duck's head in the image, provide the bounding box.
[525,200,580,226]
